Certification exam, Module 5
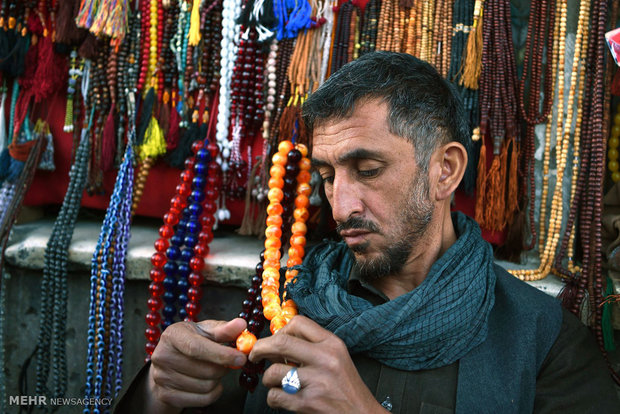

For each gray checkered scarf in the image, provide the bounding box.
[286,212,496,371]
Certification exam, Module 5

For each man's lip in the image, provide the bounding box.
[339,229,371,237]
[340,230,372,245]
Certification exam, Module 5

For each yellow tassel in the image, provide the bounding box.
[139,117,167,159]
[188,0,202,46]
[460,0,483,90]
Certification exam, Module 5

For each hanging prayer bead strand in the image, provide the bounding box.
[509,0,588,280]
[608,104,620,183]
[235,140,310,361]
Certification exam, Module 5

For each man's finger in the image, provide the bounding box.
[195,317,247,342]
[163,320,247,367]
[275,315,333,343]
[266,387,304,412]
[249,331,320,366]
[261,363,306,389]
[153,380,224,409]
[152,350,229,380]
[152,366,221,395]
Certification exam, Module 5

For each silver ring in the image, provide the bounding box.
[281,367,301,394]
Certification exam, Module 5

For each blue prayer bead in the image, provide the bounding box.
[166,246,181,260]
[162,319,173,330]
[163,291,176,304]
[180,247,194,262]
[188,202,203,216]
[178,308,188,320]
[184,234,197,248]
[163,276,177,291]
[170,234,184,246]
[192,175,206,190]
[162,304,177,318]
[163,261,178,277]
[185,220,199,234]
[177,263,190,278]
[176,277,189,292]
[196,148,211,163]
[178,293,188,306]
[190,189,205,203]
[194,161,207,176]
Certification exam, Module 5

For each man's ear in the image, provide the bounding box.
[433,142,467,201]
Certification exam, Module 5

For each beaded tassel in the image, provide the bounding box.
[84,139,135,413]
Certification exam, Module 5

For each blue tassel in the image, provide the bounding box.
[285,0,311,37]
[6,157,24,183]
[275,0,286,40]
[0,148,10,182]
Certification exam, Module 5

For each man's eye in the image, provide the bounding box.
[322,175,334,184]
[358,168,380,178]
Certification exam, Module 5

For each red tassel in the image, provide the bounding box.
[101,103,116,171]
[167,107,181,151]
[31,35,68,103]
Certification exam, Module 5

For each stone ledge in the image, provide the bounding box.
[5,220,263,288]
[5,220,619,305]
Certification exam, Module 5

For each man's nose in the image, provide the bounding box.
[330,174,364,224]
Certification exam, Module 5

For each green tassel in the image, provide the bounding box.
[602,276,616,352]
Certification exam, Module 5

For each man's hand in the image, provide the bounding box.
[146,318,248,413]
[249,316,386,414]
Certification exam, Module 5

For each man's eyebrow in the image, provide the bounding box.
[311,148,383,168]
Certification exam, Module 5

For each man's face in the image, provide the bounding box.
[311,100,435,282]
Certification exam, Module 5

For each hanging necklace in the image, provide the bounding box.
[607,104,620,183]
[36,62,92,400]
[145,136,220,358]
[508,0,588,281]
[235,140,311,391]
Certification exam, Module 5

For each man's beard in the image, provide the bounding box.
[338,174,434,283]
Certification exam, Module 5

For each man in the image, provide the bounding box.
[116,52,619,413]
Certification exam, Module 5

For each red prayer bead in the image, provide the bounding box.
[149,281,164,296]
[188,272,205,286]
[145,341,157,356]
[203,202,216,214]
[171,195,187,210]
[145,327,161,343]
[189,256,205,272]
[147,296,163,311]
[198,231,214,244]
[181,170,193,183]
[177,182,191,196]
[164,212,180,226]
[145,311,161,327]
[201,214,215,227]
[150,268,166,283]
[159,224,174,238]
[188,286,203,301]
[151,252,167,268]
[194,243,210,257]
[154,238,169,252]
[191,140,203,153]
[186,301,200,318]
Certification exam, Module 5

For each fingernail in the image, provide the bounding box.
[234,356,245,366]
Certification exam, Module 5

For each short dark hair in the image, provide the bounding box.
[302,51,470,171]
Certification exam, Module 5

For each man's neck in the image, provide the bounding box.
[370,208,457,300]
